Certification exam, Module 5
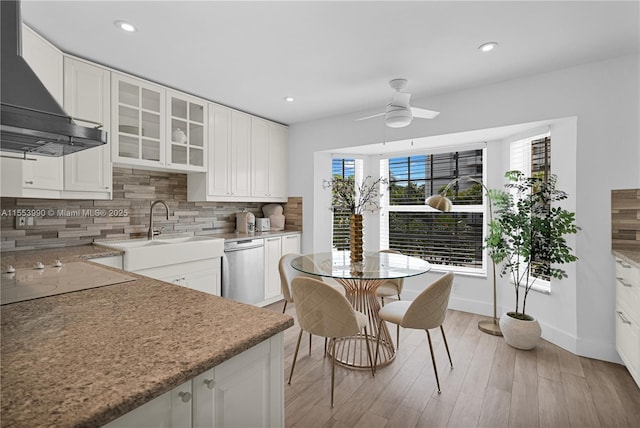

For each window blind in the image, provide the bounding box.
[331,158,355,250]
[382,148,485,271]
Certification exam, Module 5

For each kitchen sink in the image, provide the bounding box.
[94,235,224,271]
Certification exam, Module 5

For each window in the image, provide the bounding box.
[331,158,355,250]
[510,133,552,284]
[380,148,486,272]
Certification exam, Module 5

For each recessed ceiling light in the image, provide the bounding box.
[114,21,136,33]
[478,41,498,52]
[284,96,295,102]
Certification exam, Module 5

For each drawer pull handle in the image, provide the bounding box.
[203,379,215,389]
[617,311,632,325]
[178,391,192,403]
[617,278,632,288]
[617,260,631,269]
[25,180,33,184]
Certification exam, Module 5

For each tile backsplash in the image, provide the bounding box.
[1,167,302,252]
[612,188,640,251]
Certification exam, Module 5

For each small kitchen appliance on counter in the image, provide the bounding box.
[255,218,270,232]
[236,211,255,234]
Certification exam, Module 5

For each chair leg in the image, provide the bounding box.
[330,338,336,408]
[308,332,312,356]
[396,324,400,350]
[381,296,385,307]
[426,330,441,393]
[363,327,375,377]
[324,337,328,357]
[373,319,384,373]
[288,329,304,385]
[440,325,453,368]
[282,300,287,313]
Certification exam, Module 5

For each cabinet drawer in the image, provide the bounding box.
[615,305,639,382]
[615,258,640,323]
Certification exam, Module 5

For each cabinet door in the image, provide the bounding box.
[182,264,221,297]
[22,156,63,191]
[0,154,61,197]
[268,123,288,199]
[211,336,283,428]
[208,103,232,197]
[230,111,251,197]
[167,91,207,172]
[22,25,63,106]
[63,57,111,196]
[103,379,192,428]
[281,234,301,256]
[193,369,216,428]
[264,237,282,300]
[251,117,269,198]
[112,73,165,167]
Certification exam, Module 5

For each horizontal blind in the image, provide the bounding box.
[384,148,485,270]
[388,212,484,268]
[331,158,355,250]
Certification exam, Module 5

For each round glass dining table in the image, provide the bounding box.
[291,251,431,369]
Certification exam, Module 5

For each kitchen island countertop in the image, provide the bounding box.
[0,245,293,427]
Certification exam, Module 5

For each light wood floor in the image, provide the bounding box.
[266,302,640,428]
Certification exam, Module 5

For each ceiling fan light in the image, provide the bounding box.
[385,109,412,128]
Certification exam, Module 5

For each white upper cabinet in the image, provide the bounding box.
[267,122,288,200]
[22,25,63,106]
[1,26,63,198]
[111,73,166,168]
[251,118,287,201]
[188,106,288,203]
[166,91,207,172]
[63,57,111,198]
[230,110,252,198]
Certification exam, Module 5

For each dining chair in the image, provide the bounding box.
[376,249,404,306]
[376,249,405,347]
[288,276,375,407]
[374,272,454,393]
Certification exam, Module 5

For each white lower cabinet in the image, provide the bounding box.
[262,234,301,305]
[104,379,193,428]
[135,258,221,297]
[615,256,640,388]
[281,233,301,256]
[105,333,284,428]
[264,237,282,301]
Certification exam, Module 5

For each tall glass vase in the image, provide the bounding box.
[350,214,364,263]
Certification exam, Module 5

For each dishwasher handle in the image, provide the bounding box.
[224,239,264,252]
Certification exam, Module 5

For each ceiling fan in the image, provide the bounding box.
[356,79,439,128]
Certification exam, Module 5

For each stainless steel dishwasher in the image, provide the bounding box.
[222,239,264,304]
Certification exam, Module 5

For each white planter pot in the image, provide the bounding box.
[499,312,541,350]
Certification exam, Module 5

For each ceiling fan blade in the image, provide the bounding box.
[391,92,411,108]
[411,107,440,119]
[355,112,385,121]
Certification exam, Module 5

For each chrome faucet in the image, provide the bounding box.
[148,200,170,239]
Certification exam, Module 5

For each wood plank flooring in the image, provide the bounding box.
[266,302,640,428]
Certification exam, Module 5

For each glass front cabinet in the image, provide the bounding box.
[111,73,207,172]
[166,91,206,172]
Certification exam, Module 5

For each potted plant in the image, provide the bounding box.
[486,170,578,350]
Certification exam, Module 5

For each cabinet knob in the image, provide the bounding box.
[203,379,215,390]
[178,391,192,403]
[105,186,109,189]
[25,180,33,185]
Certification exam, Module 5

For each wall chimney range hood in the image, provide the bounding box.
[0,0,107,157]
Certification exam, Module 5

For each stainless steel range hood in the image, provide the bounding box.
[0,0,107,157]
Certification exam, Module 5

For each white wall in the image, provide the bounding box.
[288,54,640,362]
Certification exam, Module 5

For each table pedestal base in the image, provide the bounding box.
[329,278,396,369]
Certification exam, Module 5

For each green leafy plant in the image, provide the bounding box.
[323,176,388,215]
[486,170,578,320]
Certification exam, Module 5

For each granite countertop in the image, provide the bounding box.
[612,249,640,269]
[1,246,294,427]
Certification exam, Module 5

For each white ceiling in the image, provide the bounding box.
[21,1,639,126]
